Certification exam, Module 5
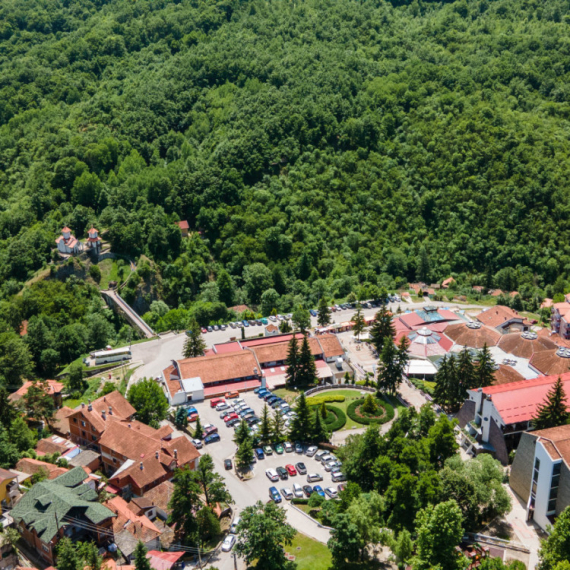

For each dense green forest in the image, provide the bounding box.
[2,0,570,319]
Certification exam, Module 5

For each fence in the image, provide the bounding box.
[304,385,376,397]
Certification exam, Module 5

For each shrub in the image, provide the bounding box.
[291,498,309,505]
[361,394,378,414]
[309,404,347,432]
[89,264,101,283]
[306,394,346,406]
[347,397,395,425]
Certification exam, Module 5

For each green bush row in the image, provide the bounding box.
[291,498,309,505]
[309,404,347,432]
[306,394,346,406]
[346,397,395,426]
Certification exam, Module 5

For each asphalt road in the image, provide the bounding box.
[130,299,478,386]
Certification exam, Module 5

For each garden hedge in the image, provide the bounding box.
[347,397,395,426]
[309,404,347,432]
[291,498,309,505]
[306,394,346,406]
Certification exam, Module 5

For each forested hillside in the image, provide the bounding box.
[2,0,570,315]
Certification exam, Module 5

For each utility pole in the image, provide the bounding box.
[233,552,238,570]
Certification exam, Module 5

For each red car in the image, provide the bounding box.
[188,412,198,422]
[224,413,239,423]
[203,425,218,437]
[285,464,297,476]
[201,327,208,333]
[210,398,223,408]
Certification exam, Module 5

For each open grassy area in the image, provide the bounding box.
[285,532,331,570]
[96,258,120,289]
[273,387,301,402]
[62,377,102,408]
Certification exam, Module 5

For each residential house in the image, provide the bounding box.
[176,221,189,238]
[16,458,69,480]
[457,372,570,465]
[146,551,184,570]
[69,450,101,473]
[140,481,174,521]
[55,227,83,255]
[35,435,80,460]
[476,305,531,334]
[264,324,279,337]
[551,301,570,340]
[51,406,75,438]
[85,226,102,253]
[0,468,19,513]
[442,277,455,289]
[510,424,570,532]
[541,298,553,310]
[126,497,157,521]
[101,422,198,496]
[10,467,116,565]
[67,391,136,449]
[9,380,64,408]
[104,496,161,561]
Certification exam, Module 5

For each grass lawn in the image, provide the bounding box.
[63,377,102,408]
[273,387,301,402]
[285,532,331,570]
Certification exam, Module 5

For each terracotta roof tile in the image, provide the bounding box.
[9,379,64,402]
[493,365,525,386]
[445,323,501,348]
[251,337,322,365]
[476,306,522,328]
[498,333,557,359]
[176,351,260,385]
[316,334,344,358]
[142,481,174,514]
[16,458,69,479]
[532,424,570,466]
[530,350,570,376]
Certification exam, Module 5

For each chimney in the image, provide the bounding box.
[102,411,106,421]
[88,404,92,412]
[155,451,159,459]
[81,403,85,409]
[128,424,132,428]
[108,406,113,415]
[174,449,178,459]
[103,396,106,402]
[140,462,143,470]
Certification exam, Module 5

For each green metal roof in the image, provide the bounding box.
[11,467,115,543]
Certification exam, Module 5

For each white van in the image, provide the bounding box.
[230,516,241,534]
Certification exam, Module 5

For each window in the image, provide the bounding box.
[73,418,77,423]
[81,421,86,427]
[42,544,49,553]
[82,431,86,437]
[92,435,97,441]
[534,458,540,471]
[113,458,116,464]
[548,499,557,513]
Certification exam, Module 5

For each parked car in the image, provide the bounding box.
[274,443,284,455]
[284,442,293,453]
[201,327,208,333]
[266,469,279,482]
[207,326,213,332]
[248,320,256,326]
[191,438,203,449]
[246,416,259,426]
[270,399,284,408]
[315,450,327,462]
[303,485,313,497]
[261,318,269,325]
[324,460,339,472]
[313,485,325,497]
[276,466,288,480]
[224,413,239,423]
[242,320,249,327]
[325,487,339,499]
[220,410,231,419]
[226,418,240,427]
[224,459,233,470]
[255,448,265,460]
[236,322,244,328]
[309,309,317,317]
[332,472,347,482]
[258,390,270,399]
[230,516,241,534]
[210,398,224,408]
[256,319,263,326]
[221,534,236,552]
[269,315,277,322]
[204,433,220,444]
[203,425,218,437]
[216,402,229,411]
[263,445,273,456]
[278,407,291,416]
[285,464,297,476]
[307,473,323,483]
[337,484,346,492]
[295,462,307,475]
[280,488,293,500]
[305,446,318,457]
[225,391,239,399]
[229,322,236,329]
[269,486,282,503]
[295,442,304,453]
[292,483,304,498]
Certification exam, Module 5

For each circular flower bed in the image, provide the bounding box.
[309,404,347,431]
[347,397,395,425]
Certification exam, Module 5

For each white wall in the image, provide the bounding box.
[532,442,557,531]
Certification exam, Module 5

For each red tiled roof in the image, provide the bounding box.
[531,424,570,464]
[442,277,455,288]
[476,305,522,328]
[490,289,504,297]
[541,298,553,309]
[51,406,74,435]
[316,334,344,358]
[530,350,570,376]
[398,312,425,328]
[105,496,161,543]
[176,220,189,230]
[0,468,16,483]
[240,333,297,347]
[493,365,525,386]
[146,551,184,570]
[62,226,71,232]
[176,351,260,386]
[481,372,570,424]
[204,379,260,397]
[213,342,243,354]
[445,323,501,348]
[9,379,64,402]
[251,337,322,365]
[228,305,251,314]
[68,391,136,433]
[498,333,557,359]
[142,481,174,514]
[16,458,68,479]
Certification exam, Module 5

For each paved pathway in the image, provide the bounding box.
[503,486,542,569]
[101,289,155,338]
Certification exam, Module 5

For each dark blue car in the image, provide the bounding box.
[204,433,220,444]
[255,447,265,460]
[269,486,282,503]
[313,485,325,497]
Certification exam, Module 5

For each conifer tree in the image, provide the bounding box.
[271,407,286,443]
[233,419,251,447]
[352,304,366,341]
[312,409,330,444]
[369,304,396,354]
[235,436,254,470]
[317,297,332,327]
[194,416,204,440]
[285,335,299,385]
[133,541,152,570]
[474,343,496,389]
[533,377,570,430]
[457,347,476,394]
[183,318,206,358]
[259,404,272,444]
[289,392,312,441]
[297,334,317,385]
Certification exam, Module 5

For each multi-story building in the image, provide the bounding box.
[551,301,570,339]
[510,424,570,532]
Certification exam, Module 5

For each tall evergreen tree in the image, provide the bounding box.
[457,347,476,393]
[272,407,286,443]
[0,386,17,429]
[235,436,254,470]
[234,419,251,446]
[416,244,431,283]
[168,465,201,540]
[259,404,272,444]
[183,318,206,358]
[312,409,329,443]
[285,335,299,385]
[352,304,366,341]
[533,377,570,430]
[369,305,396,354]
[133,541,152,570]
[433,355,463,412]
[297,334,317,385]
[194,416,203,440]
[317,297,332,327]
[377,336,408,395]
[474,344,496,389]
[289,391,312,441]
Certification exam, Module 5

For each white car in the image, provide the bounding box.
[281,488,293,500]
[315,450,327,462]
[307,473,323,483]
[222,534,236,552]
[269,315,277,322]
[216,403,229,411]
[191,438,203,449]
[293,483,303,498]
[230,516,241,534]
[305,446,318,457]
[325,487,338,499]
[284,441,293,452]
[324,460,339,472]
[266,468,279,482]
